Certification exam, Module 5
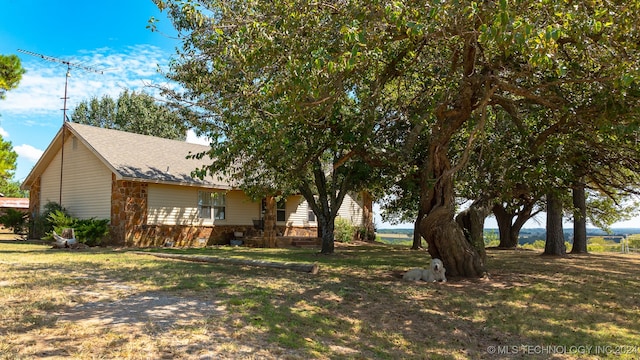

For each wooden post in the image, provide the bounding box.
[263,196,277,248]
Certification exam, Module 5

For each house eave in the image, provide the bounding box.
[116,175,235,190]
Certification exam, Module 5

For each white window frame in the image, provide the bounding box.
[199,191,226,220]
[276,198,286,222]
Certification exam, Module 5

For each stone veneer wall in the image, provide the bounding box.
[135,224,254,247]
[110,176,320,247]
[110,176,148,246]
[28,177,42,239]
[280,226,317,237]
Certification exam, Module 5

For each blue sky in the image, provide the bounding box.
[0,0,189,182]
[0,1,638,229]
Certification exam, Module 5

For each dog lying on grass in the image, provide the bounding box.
[402,258,447,282]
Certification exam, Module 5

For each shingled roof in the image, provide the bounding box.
[22,122,233,190]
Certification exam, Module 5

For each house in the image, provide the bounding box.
[20,122,372,247]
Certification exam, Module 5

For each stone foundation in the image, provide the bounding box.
[108,177,320,248]
[27,177,42,238]
[121,224,318,248]
[129,224,257,247]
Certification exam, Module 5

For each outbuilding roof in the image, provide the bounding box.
[0,198,29,209]
[22,122,232,190]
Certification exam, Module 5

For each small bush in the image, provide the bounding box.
[0,209,27,234]
[521,240,546,250]
[74,218,110,247]
[48,210,109,246]
[29,201,69,239]
[334,217,355,243]
[357,226,376,242]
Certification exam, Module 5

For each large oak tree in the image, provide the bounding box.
[155,0,640,274]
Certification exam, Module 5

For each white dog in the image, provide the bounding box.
[402,267,427,281]
[423,258,447,282]
[402,258,447,282]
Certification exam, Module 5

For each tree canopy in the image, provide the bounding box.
[155,0,640,274]
[0,55,25,100]
[70,90,189,140]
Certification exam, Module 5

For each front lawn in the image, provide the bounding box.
[0,240,638,359]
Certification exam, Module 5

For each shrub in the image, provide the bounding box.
[334,217,355,243]
[73,218,110,247]
[48,210,109,246]
[0,209,27,234]
[357,226,376,242]
[522,240,546,250]
[28,201,69,239]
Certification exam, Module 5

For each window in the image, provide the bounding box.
[277,199,286,222]
[308,210,316,222]
[199,191,226,220]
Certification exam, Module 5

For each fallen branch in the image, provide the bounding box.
[133,252,320,274]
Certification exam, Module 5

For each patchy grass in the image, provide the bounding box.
[0,237,639,359]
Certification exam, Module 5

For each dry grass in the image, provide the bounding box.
[0,234,639,359]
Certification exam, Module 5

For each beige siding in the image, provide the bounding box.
[40,151,62,212]
[282,193,364,227]
[225,191,261,225]
[147,185,260,226]
[282,195,314,226]
[337,192,364,226]
[40,135,112,219]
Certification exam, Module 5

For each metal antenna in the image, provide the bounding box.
[17,49,104,205]
[17,49,104,123]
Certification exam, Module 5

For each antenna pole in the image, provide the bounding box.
[62,65,70,123]
[17,49,104,123]
[17,49,104,205]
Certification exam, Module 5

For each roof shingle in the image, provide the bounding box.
[68,122,232,188]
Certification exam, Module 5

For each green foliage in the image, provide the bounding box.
[155,0,640,261]
[357,226,376,242]
[71,90,188,140]
[48,210,75,231]
[522,240,546,250]
[586,237,620,253]
[73,218,110,247]
[29,201,69,239]
[334,217,355,243]
[0,209,27,234]
[0,179,27,197]
[48,210,109,246]
[0,54,25,100]
[483,230,499,247]
[0,135,18,182]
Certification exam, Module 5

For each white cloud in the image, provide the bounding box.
[15,144,44,163]
[0,127,9,138]
[186,129,210,146]
[0,45,173,117]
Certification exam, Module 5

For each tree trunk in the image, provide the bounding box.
[411,209,424,249]
[544,192,566,256]
[359,191,375,242]
[455,199,491,263]
[493,204,517,248]
[418,141,486,277]
[318,214,335,254]
[570,181,588,254]
[492,202,535,249]
[417,41,486,277]
[263,196,277,248]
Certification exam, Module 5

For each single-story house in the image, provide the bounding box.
[20,122,372,247]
